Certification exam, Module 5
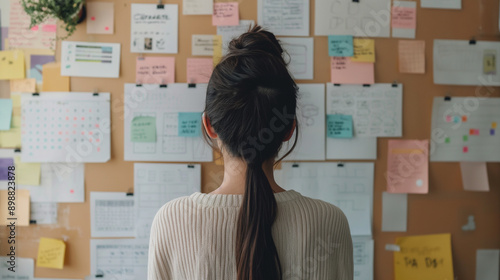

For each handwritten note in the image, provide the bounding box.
[0,99,13,131]
[394,233,454,280]
[136,57,175,84]
[399,40,425,73]
[87,2,114,34]
[213,2,239,26]
[36,237,66,269]
[178,112,202,137]
[42,63,70,91]
[331,57,374,85]
[10,79,36,93]
[0,189,30,226]
[192,34,216,56]
[351,38,375,63]
[184,0,213,15]
[14,156,41,185]
[328,35,353,57]
[187,58,213,83]
[131,116,157,143]
[387,140,429,194]
[327,114,353,138]
[392,5,417,29]
[460,162,489,191]
[0,50,25,80]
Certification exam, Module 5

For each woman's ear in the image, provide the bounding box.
[202,112,218,139]
[283,119,296,141]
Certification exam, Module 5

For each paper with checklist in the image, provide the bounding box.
[257,0,309,36]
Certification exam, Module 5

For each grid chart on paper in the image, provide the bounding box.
[95,199,135,233]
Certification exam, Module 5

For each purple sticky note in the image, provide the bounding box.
[491,129,495,136]
[0,158,14,180]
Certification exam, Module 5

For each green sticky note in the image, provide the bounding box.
[0,99,13,131]
[131,116,156,142]
[328,35,354,57]
[463,135,468,142]
[327,114,353,138]
[178,112,202,137]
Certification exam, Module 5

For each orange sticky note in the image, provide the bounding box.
[460,162,489,191]
[212,2,239,26]
[330,57,374,85]
[0,189,30,226]
[136,57,175,84]
[187,58,213,83]
[10,79,36,93]
[42,63,70,91]
[398,40,425,74]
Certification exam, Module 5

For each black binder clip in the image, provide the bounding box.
[333,83,341,87]
[292,163,299,168]
[469,39,476,45]
[444,96,451,101]
[353,0,359,2]
[32,93,39,96]
[95,274,104,278]
[136,84,142,87]
[29,220,37,224]
[93,93,99,96]
[159,84,167,88]
[188,83,196,88]
[392,80,398,87]
[337,162,344,167]
[14,148,21,153]
[126,192,134,196]
[187,164,195,168]
[363,84,371,87]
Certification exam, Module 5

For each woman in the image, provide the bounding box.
[148,25,353,280]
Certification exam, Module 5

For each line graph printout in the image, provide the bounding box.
[275,162,374,236]
[430,97,500,162]
[326,83,403,137]
[124,84,212,162]
[134,163,201,240]
[257,0,309,36]
[20,92,111,163]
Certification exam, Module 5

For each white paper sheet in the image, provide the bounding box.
[257,0,309,36]
[90,192,135,238]
[192,34,216,56]
[326,83,403,137]
[0,257,34,279]
[21,92,111,163]
[326,137,377,160]
[134,163,201,240]
[421,0,461,9]
[279,37,314,80]
[217,20,255,55]
[90,239,148,280]
[433,39,500,86]
[392,1,416,39]
[131,4,178,53]
[353,237,374,280]
[275,162,374,236]
[381,192,407,232]
[124,84,212,162]
[430,97,500,162]
[0,1,10,27]
[30,202,57,224]
[61,42,120,78]
[183,0,213,15]
[314,0,391,37]
[476,249,500,280]
[279,84,324,161]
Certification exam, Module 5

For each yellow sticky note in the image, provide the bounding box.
[14,156,41,185]
[10,79,36,93]
[213,35,223,67]
[0,50,25,80]
[351,38,375,63]
[0,189,30,226]
[42,63,70,91]
[394,233,454,280]
[37,237,66,269]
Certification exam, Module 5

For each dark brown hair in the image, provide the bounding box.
[203,25,299,280]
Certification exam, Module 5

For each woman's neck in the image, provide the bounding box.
[209,155,286,195]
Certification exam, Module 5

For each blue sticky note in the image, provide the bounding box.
[328,35,354,57]
[0,99,13,131]
[178,112,202,137]
[327,114,353,138]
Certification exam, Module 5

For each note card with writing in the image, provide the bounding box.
[183,0,213,15]
[61,41,121,78]
[327,114,353,138]
[192,34,217,56]
[387,140,429,193]
[90,192,135,237]
[87,2,114,34]
[21,92,111,163]
[460,162,489,191]
[213,2,239,26]
[352,38,375,63]
[124,84,212,162]
[8,0,56,49]
[279,37,314,80]
[430,97,500,162]
[131,4,178,53]
[399,40,425,73]
[331,57,374,85]
[257,0,309,36]
[327,83,403,137]
[0,50,25,80]
[328,35,353,57]
[394,234,454,280]
[136,57,175,84]
[186,58,213,83]
[131,116,157,143]
[37,237,65,269]
[392,1,417,38]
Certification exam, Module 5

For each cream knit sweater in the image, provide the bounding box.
[147,190,353,280]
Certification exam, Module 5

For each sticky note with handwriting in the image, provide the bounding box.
[328,35,354,57]
[327,114,353,138]
[131,116,157,143]
[178,112,202,137]
[212,2,239,26]
[351,38,375,63]
[37,237,66,269]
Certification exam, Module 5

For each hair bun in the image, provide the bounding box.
[227,25,284,60]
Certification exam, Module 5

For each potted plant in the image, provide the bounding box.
[21,0,86,40]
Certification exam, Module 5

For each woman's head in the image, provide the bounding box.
[202,25,298,280]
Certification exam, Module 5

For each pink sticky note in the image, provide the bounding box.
[86,2,114,34]
[41,24,57,33]
[460,162,489,191]
[136,56,175,84]
[445,115,452,122]
[187,58,213,83]
[463,146,469,153]
[212,2,239,26]
[31,25,39,31]
[330,57,374,85]
[386,140,429,194]
[392,6,417,29]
